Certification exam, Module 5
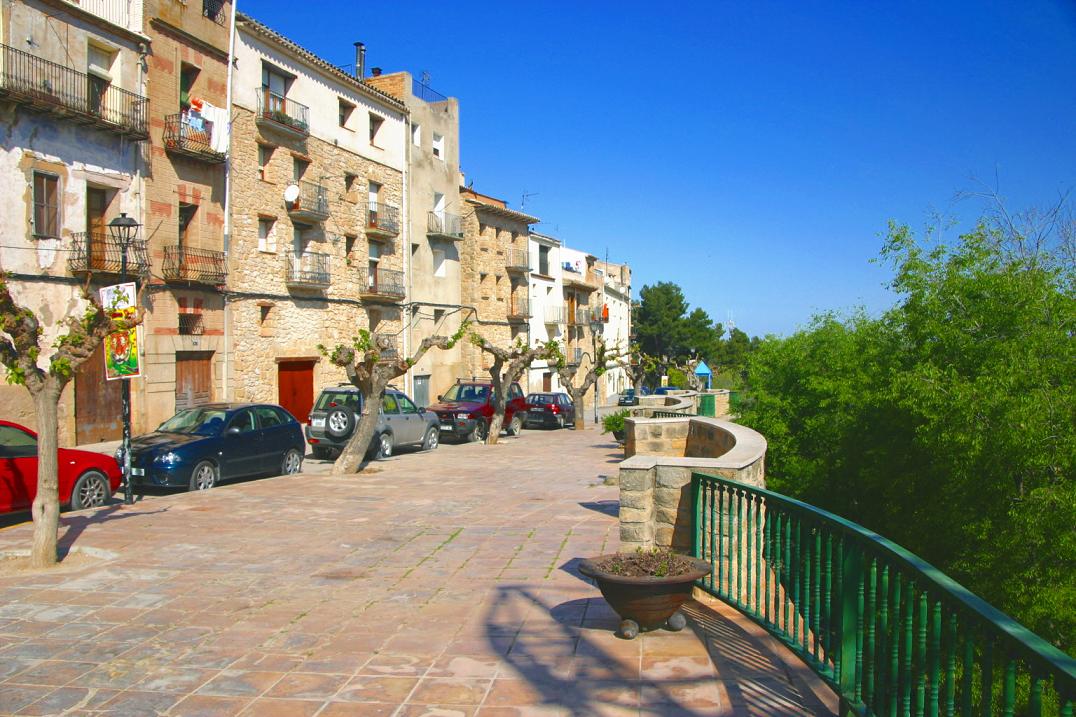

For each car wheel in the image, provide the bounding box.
[325,407,356,439]
[555,415,565,429]
[507,415,523,436]
[422,427,439,451]
[70,470,111,510]
[468,421,487,443]
[281,448,303,475]
[311,446,333,460]
[189,461,218,491]
[376,432,394,459]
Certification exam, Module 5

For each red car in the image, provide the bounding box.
[0,420,122,514]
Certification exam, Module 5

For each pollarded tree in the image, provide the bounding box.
[0,275,143,568]
[469,334,558,444]
[553,335,627,430]
[321,324,468,475]
[624,345,658,391]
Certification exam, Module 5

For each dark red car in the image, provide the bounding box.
[427,380,529,442]
[0,420,122,514]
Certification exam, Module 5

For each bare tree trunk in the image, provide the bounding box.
[332,369,386,475]
[572,387,587,430]
[30,380,62,567]
[487,356,506,445]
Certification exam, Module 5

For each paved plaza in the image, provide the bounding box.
[0,428,836,716]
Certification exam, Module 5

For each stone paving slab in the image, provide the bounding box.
[0,428,836,716]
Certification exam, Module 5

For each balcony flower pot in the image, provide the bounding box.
[578,551,711,639]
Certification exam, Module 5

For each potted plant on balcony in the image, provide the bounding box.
[578,548,711,639]
[602,409,630,443]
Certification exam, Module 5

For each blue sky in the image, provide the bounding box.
[248,1,1076,336]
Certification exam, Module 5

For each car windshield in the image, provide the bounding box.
[158,407,229,435]
[443,384,490,402]
[314,390,361,411]
[623,389,635,396]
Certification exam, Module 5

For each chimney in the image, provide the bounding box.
[371,67,382,77]
[353,42,365,79]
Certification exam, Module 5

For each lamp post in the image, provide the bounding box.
[108,213,140,506]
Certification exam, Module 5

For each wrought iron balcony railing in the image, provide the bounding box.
[544,305,565,324]
[286,181,329,221]
[0,43,148,139]
[568,307,591,326]
[163,113,226,163]
[366,203,400,239]
[285,251,330,289]
[356,267,405,301]
[202,0,227,25]
[427,211,464,240]
[505,247,531,274]
[507,298,531,322]
[255,88,309,136]
[68,232,150,276]
[163,245,227,285]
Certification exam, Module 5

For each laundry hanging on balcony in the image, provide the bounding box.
[199,100,231,154]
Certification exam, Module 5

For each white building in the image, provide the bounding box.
[526,232,566,392]
[595,259,633,400]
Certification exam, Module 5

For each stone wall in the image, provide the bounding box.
[618,417,766,552]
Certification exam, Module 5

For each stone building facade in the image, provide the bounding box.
[366,70,465,407]
[227,14,407,421]
[138,0,232,432]
[457,188,538,379]
[0,0,148,444]
[559,245,601,406]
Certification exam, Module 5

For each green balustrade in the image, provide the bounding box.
[691,472,1076,717]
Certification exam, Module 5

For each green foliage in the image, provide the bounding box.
[667,366,689,388]
[740,219,1076,651]
[601,409,631,435]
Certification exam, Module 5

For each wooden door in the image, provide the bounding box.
[278,361,315,422]
[74,343,123,444]
[175,351,213,411]
[86,188,108,269]
[543,372,552,392]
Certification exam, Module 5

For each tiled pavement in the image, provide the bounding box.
[0,428,837,716]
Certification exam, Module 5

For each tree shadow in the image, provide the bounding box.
[58,504,169,553]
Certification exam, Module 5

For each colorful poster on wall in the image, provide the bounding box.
[99,282,140,381]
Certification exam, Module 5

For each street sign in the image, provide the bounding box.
[99,282,140,381]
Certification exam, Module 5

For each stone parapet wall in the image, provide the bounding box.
[618,417,766,552]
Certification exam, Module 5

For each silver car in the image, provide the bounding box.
[304,386,439,460]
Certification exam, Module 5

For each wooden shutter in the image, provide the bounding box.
[33,173,59,238]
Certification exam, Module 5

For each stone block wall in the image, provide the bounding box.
[618,417,767,553]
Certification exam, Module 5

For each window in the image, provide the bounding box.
[262,66,289,106]
[257,217,276,253]
[258,144,273,181]
[538,245,550,275]
[227,410,257,433]
[338,98,355,128]
[179,63,200,110]
[412,123,421,147]
[258,303,274,337]
[433,308,445,325]
[178,203,197,246]
[432,132,444,159]
[0,424,36,458]
[32,172,59,238]
[255,405,284,428]
[368,181,381,210]
[382,393,399,414]
[292,158,308,182]
[344,173,357,193]
[344,234,356,256]
[397,395,418,414]
[369,113,384,144]
[432,248,446,278]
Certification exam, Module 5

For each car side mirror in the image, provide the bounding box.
[418,407,426,413]
[437,395,443,401]
[226,427,241,436]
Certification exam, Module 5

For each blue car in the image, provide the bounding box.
[125,403,305,491]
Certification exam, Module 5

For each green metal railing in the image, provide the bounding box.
[691,472,1075,716]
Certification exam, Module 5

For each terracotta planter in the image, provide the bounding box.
[578,554,711,639]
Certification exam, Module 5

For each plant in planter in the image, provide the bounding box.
[601,409,631,442]
[578,548,711,639]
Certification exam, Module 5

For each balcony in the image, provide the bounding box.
[163,113,226,163]
[567,307,591,326]
[426,211,464,241]
[286,181,329,222]
[505,247,531,275]
[65,0,142,33]
[255,88,309,137]
[562,269,598,292]
[507,298,531,323]
[285,251,330,291]
[356,267,405,303]
[163,246,227,286]
[544,305,565,325]
[365,203,400,241]
[68,232,150,277]
[0,43,148,139]
[202,0,227,25]
[565,347,584,365]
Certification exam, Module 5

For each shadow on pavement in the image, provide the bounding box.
[578,500,619,517]
[58,504,169,552]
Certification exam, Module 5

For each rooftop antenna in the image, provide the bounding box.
[727,310,735,332]
[521,191,539,208]
[421,71,431,87]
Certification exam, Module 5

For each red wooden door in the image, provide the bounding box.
[278,361,315,422]
[75,343,123,444]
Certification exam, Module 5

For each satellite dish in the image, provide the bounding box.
[283,184,300,203]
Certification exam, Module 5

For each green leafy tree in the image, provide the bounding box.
[0,275,143,567]
[740,214,1076,651]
